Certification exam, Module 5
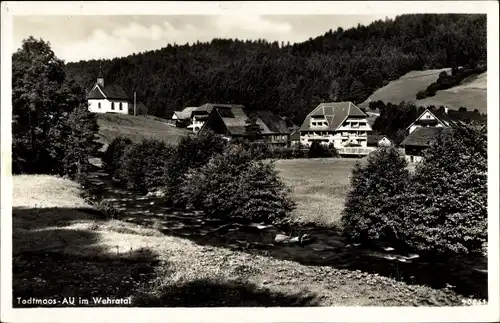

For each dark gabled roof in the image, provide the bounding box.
[300,102,367,132]
[401,127,454,147]
[207,105,289,136]
[195,103,243,115]
[407,108,484,131]
[87,83,129,100]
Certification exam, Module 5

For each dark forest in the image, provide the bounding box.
[64,14,486,125]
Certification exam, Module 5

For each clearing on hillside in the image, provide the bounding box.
[362,68,451,106]
[415,71,487,114]
[361,69,487,114]
[97,113,191,147]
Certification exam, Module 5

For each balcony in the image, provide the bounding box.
[337,147,376,156]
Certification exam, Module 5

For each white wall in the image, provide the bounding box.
[300,130,370,148]
[405,155,424,163]
[88,99,129,115]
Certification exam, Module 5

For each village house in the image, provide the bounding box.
[400,127,453,163]
[198,105,290,146]
[299,102,373,155]
[406,106,463,134]
[188,103,222,133]
[401,107,486,162]
[171,107,197,127]
[87,71,130,114]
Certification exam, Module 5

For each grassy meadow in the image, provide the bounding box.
[415,71,487,114]
[97,113,190,147]
[361,68,451,106]
[275,158,359,227]
[361,68,487,114]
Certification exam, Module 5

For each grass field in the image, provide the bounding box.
[361,69,487,114]
[415,71,487,114]
[13,169,472,307]
[275,158,359,227]
[362,68,451,106]
[97,113,190,147]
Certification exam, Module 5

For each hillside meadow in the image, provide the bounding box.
[362,68,451,106]
[361,68,487,115]
[415,71,487,114]
[97,113,190,147]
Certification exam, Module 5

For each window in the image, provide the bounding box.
[119,102,123,110]
[98,102,101,109]
[111,102,115,110]
[312,122,317,126]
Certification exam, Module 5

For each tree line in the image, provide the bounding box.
[64,14,486,125]
[12,36,101,178]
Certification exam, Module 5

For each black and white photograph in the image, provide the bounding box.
[1,1,499,322]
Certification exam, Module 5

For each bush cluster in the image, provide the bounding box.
[341,125,487,254]
[178,144,295,224]
[104,132,295,225]
[308,142,339,158]
[112,138,174,193]
[102,136,133,172]
[341,146,410,244]
[232,140,337,160]
[163,132,228,205]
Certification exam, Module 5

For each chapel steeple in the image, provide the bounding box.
[97,63,104,87]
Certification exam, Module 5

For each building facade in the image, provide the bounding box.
[299,102,373,154]
[87,73,130,114]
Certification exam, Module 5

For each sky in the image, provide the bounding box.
[13,15,396,62]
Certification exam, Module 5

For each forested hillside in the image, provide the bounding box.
[65,14,486,125]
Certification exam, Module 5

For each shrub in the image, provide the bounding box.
[103,136,133,172]
[416,90,427,100]
[341,146,410,243]
[401,126,487,254]
[308,142,337,158]
[116,138,174,193]
[163,131,227,204]
[179,144,295,224]
[95,200,121,220]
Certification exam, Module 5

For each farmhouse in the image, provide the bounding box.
[401,107,484,162]
[299,102,373,154]
[406,107,463,134]
[400,127,455,163]
[198,105,289,146]
[171,107,197,128]
[87,71,130,114]
[188,103,226,133]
